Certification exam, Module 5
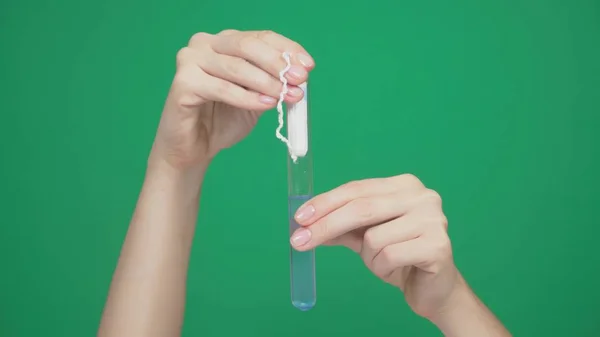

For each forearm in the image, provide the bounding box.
[430,275,512,337]
[98,153,207,337]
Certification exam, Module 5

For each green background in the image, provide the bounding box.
[1,0,599,336]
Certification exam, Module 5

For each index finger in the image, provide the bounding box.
[253,30,315,69]
[211,30,314,82]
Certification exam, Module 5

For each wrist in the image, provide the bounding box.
[428,274,510,337]
[428,274,477,333]
[145,149,210,200]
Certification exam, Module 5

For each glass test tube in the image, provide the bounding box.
[287,81,316,311]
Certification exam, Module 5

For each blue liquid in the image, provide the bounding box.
[288,195,316,311]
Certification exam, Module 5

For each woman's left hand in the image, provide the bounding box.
[290,174,460,319]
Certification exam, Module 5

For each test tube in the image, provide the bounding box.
[287,81,316,311]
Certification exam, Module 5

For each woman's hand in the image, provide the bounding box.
[152,30,314,170]
[100,30,315,337]
[290,174,459,319]
[290,174,511,336]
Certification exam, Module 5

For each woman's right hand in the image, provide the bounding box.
[151,29,315,170]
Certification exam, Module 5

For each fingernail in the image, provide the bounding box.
[288,86,304,97]
[295,204,315,222]
[286,66,306,79]
[290,228,312,247]
[259,95,276,104]
[297,53,314,68]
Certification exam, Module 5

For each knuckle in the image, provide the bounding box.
[259,75,278,92]
[420,213,448,231]
[350,197,375,222]
[188,32,211,45]
[320,193,337,207]
[257,29,276,39]
[398,173,423,187]
[218,29,238,36]
[316,191,342,210]
[314,221,331,244]
[438,214,449,229]
[423,188,442,203]
[343,180,367,194]
[236,35,255,55]
[175,47,194,66]
[214,80,232,97]
[222,57,245,77]
[249,71,275,92]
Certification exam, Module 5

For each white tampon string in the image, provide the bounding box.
[276,52,309,163]
[276,52,292,154]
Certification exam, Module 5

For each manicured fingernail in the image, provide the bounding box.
[286,66,306,79]
[288,86,304,97]
[297,53,314,68]
[259,95,276,104]
[295,204,315,222]
[291,228,311,247]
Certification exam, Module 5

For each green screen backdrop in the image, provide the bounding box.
[1,0,599,336]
